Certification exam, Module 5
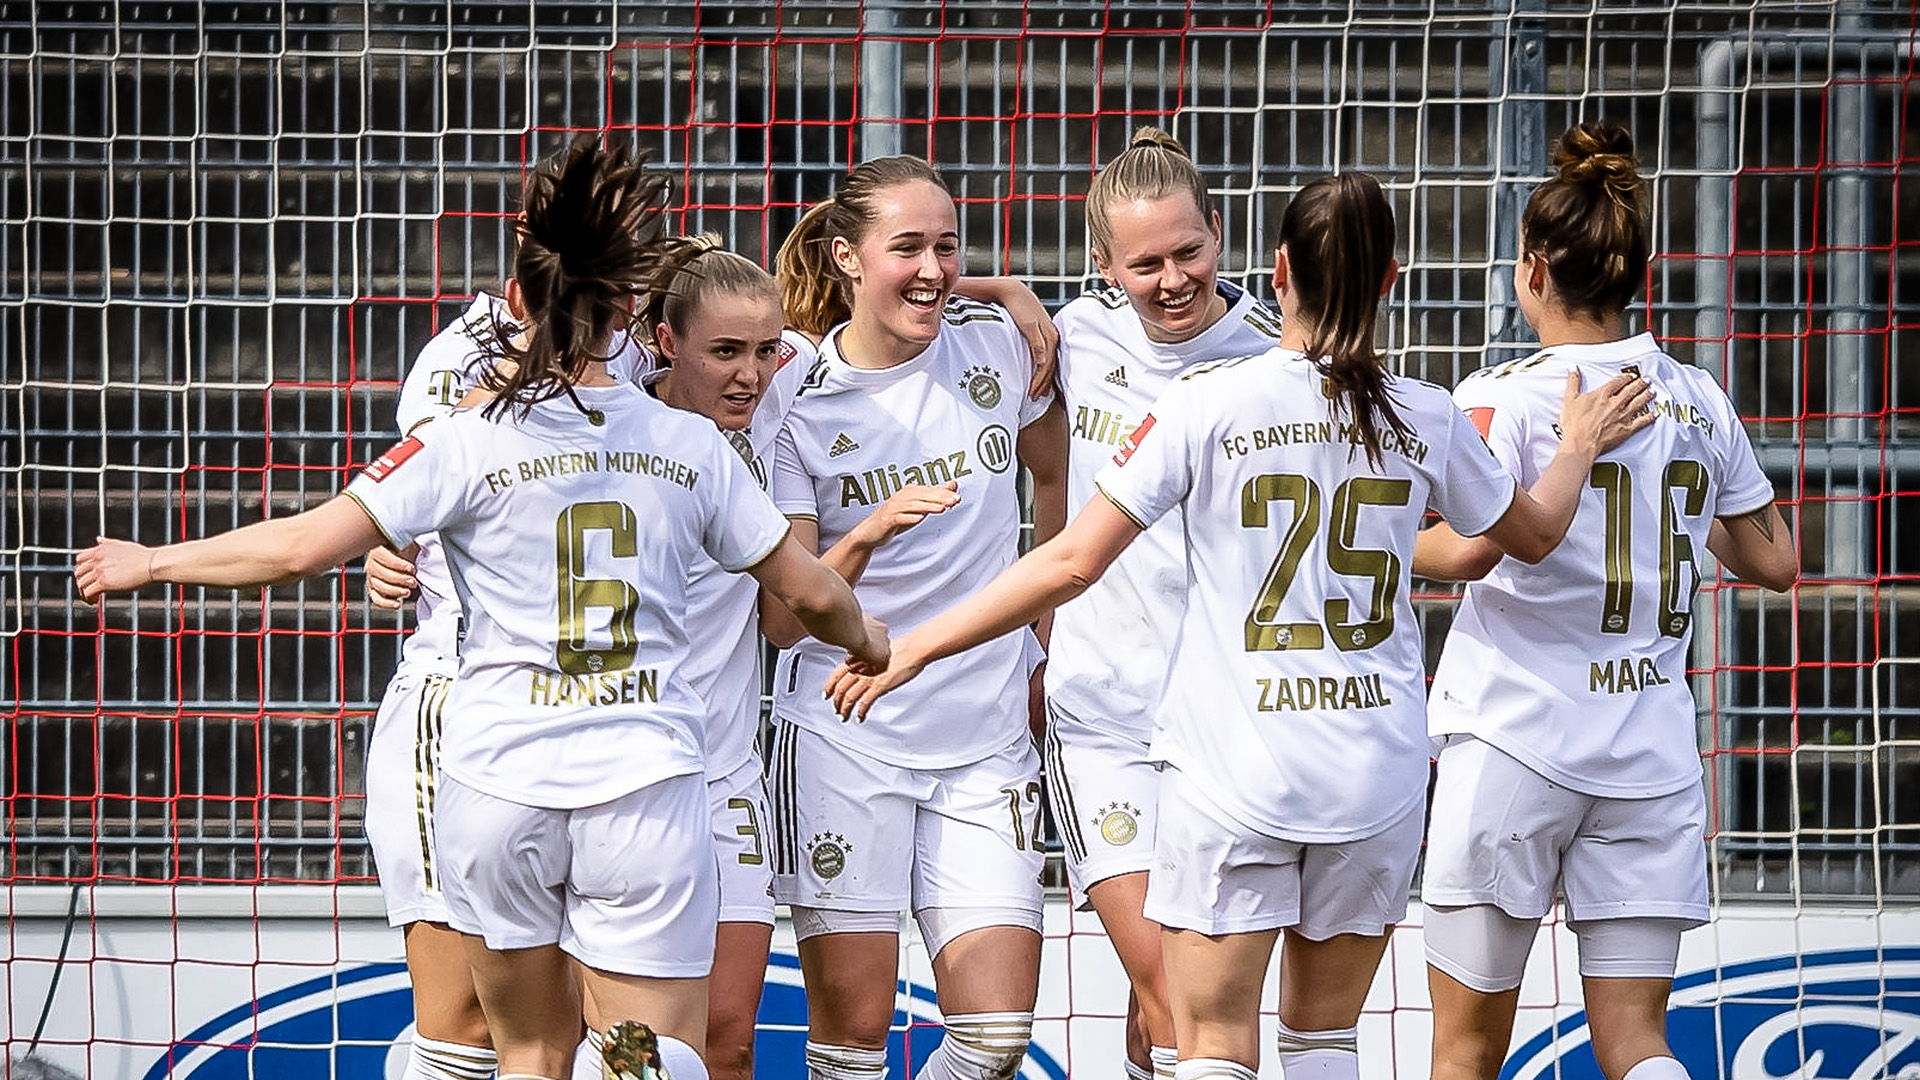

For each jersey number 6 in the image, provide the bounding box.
[1242,473,1411,653]
[555,501,642,675]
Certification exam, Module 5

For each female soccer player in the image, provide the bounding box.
[77,136,886,1080]
[619,234,808,1080]
[1043,125,1283,1080]
[1415,122,1797,1080]
[367,290,650,1080]
[761,154,1069,1080]
[825,171,1651,1080]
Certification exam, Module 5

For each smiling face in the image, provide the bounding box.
[834,179,961,359]
[1093,193,1226,343]
[654,287,785,430]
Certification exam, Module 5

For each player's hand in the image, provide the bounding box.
[76,536,156,604]
[853,482,961,548]
[826,634,927,722]
[1557,370,1653,459]
[365,542,421,609]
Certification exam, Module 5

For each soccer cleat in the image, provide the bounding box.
[602,1020,670,1080]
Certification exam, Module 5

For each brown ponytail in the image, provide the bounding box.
[774,156,952,336]
[1278,172,1409,468]
[1085,126,1214,260]
[1521,121,1649,320]
[776,200,847,335]
[477,134,673,419]
[641,232,779,347]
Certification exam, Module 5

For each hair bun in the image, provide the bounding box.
[1551,121,1642,207]
[1128,125,1190,158]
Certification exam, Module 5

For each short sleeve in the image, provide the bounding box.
[1092,377,1194,531]
[1708,386,1776,518]
[698,427,792,572]
[1002,312,1056,428]
[769,424,820,520]
[343,425,473,551]
[1428,404,1519,538]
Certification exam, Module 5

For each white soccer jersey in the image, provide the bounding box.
[1046,281,1283,738]
[676,330,817,779]
[346,383,790,809]
[1097,348,1516,843]
[770,299,1053,768]
[1428,333,1776,799]
[392,294,651,675]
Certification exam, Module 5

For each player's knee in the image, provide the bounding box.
[915,1011,1032,1080]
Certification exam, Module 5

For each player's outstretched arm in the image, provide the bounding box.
[748,532,888,670]
[1708,502,1797,592]
[953,276,1059,398]
[825,493,1141,721]
[1420,371,1652,577]
[77,497,388,604]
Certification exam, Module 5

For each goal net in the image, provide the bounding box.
[4,3,1915,1078]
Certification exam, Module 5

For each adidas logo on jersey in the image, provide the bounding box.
[1104,366,1129,387]
[827,433,860,457]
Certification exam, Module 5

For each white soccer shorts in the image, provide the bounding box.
[1044,702,1159,900]
[1144,763,1422,939]
[365,667,454,927]
[766,722,1045,920]
[1423,735,1710,925]
[710,754,776,927]
[436,770,719,978]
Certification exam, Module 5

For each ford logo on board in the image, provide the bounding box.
[144,953,1068,1080]
[1501,948,1920,1080]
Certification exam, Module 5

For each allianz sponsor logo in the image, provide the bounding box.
[1502,948,1920,1080]
[148,953,1067,1080]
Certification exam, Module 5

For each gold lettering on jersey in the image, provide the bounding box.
[601,451,700,491]
[514,452,602,483]
[1255,673,1392,711]
[1647,398,1716,438]
[836,452,972,507]
[1218,421,1428,464]
[1071,405,1139,448]
[1588,657,1671,694]
[528,668,661,707]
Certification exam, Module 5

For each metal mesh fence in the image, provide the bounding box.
[3,1,1916,900]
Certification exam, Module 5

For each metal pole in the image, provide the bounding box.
[1488,0,1548,358]
[860,0,904,160]
[1825,5,1873,580]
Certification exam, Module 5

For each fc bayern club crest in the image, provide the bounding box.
[960,365,1003,410]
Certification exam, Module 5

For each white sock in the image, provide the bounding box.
[1172,1059,1257,1080]
[1274,1023,1358,1080]
[807,1041,889,1080]
[1126,1057,1154,1080]
[1150,1046,1178,1080]
[913,1012,1031,1080]
[404,1034,498,1080]
[1622,1057,1689,1080]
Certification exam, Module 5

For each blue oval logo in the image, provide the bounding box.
[146,952,1068,1080]
[1502,948,1920,1080]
